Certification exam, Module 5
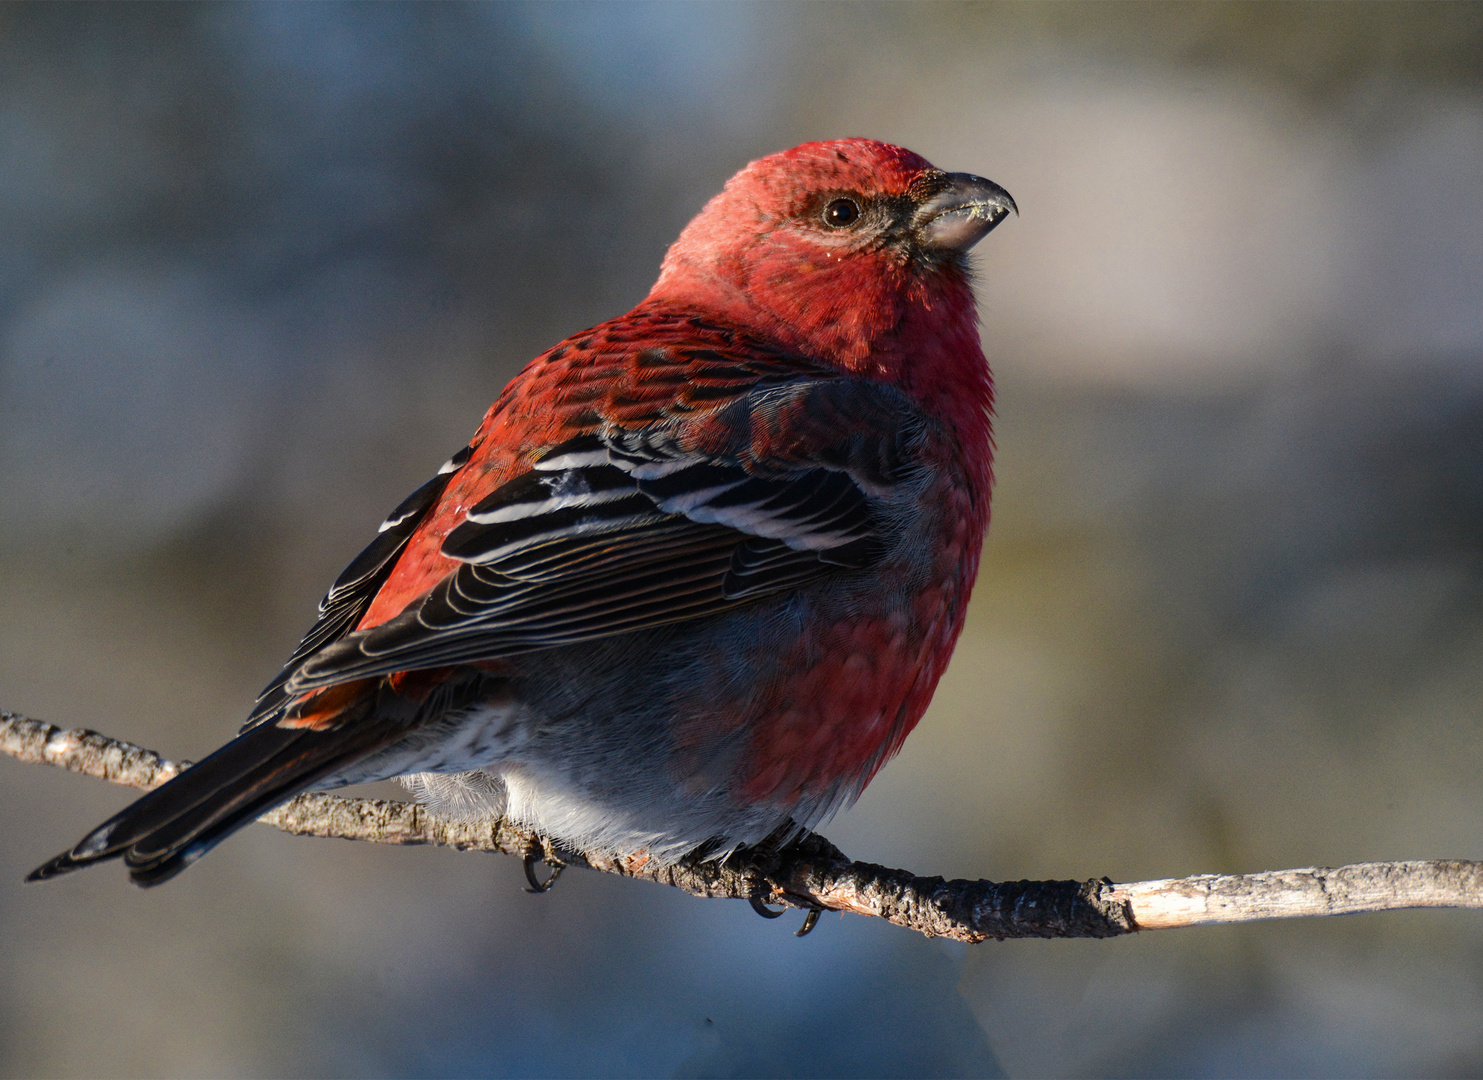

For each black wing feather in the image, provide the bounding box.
[243,445,472,729]
[282,378,926,696]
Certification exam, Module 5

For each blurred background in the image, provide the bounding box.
[2,2,1482,1075]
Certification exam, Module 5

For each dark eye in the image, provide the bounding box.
[823,198,861,228]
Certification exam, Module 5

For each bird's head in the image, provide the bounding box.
[649,138,1016,378]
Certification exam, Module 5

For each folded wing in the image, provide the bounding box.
[284,379,925,694]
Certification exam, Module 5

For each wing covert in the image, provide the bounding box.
[281,377,929,696]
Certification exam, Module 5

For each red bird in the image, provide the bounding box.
[31,139,1014,886]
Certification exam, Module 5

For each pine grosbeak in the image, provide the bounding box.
[31,139,1015,886]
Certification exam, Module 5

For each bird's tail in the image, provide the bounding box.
[27,680,413,887]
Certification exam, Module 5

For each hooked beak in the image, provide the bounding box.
[914,172,1017,253]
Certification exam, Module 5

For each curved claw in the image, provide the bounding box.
[524,852,565,893]
[749,895,786,919]
[795,907,822,937]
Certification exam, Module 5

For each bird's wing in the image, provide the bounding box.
[281,377,928,695]
[243,445,472,729]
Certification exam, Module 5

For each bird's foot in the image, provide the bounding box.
[523,851,565,893]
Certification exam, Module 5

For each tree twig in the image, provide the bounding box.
[4,711,1481,942]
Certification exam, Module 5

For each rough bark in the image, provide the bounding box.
[5,711,1481,942]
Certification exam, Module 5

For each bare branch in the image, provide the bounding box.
[1107,862,1483,928]
[5,711,1481,941]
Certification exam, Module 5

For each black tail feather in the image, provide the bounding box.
[27,695,414,887]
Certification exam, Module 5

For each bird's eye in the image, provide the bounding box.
[822,198,861,228]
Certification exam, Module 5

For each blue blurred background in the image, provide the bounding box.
[3,3,1483,1075]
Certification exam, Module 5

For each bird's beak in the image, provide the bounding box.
[915,173,1017,253]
